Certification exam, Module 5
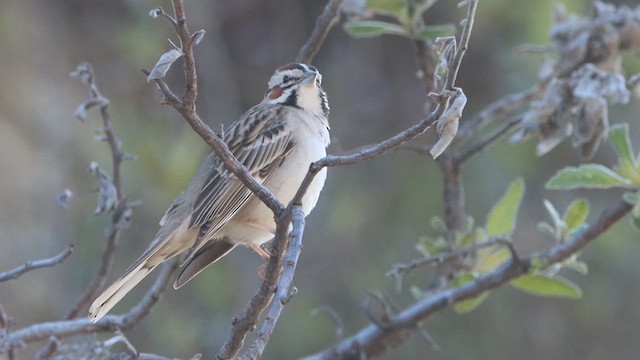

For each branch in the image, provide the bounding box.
[386,236,512,286]
[0,261,179,352]
[0,245,74,283]
[237,206,305,360]
[457,117,521,163]
[444,0,478,93]
[301,198,632,359]
[66,62,133,320]
[149,0,284,214]
[291,108,442,207]
[295,0,344,64]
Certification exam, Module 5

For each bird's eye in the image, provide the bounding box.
[283,75,291,83]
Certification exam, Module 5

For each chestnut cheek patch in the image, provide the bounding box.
[268,86,283,100]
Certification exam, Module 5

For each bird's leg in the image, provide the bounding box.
[250,243,272,261]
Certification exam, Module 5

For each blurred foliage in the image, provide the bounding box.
[1,0,640,359]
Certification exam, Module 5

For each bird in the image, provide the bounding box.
[88,63,330,322]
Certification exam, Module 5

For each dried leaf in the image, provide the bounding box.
[89,162,119,214]
[430,89,466,158]
[147,49,183,82]
[56,189,73,209]
[191,30,206,46]
[148,8,162,18]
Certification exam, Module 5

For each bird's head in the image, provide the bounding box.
[263,63,329,117]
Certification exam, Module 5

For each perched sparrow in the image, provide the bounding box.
[89,63,330,322]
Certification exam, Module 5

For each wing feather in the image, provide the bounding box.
[189,105,293,239]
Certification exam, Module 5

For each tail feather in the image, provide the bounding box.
[88,260,159,322]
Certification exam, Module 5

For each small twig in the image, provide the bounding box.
[295,0,345,64]
[33,337,59,360]
[311,306,345,339]
[0,261,179,352]
[0,303,15,360]
[457,117,521,163]
[149,7,178,29]
[0,245,74,283]
[443,0,478,92]
[386,236,512,285]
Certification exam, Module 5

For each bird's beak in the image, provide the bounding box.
[301,70,318,86]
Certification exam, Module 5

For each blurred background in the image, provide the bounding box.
[1,0,640,359]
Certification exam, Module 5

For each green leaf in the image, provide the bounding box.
[486,178,525,237]
[623,192,639,205]
[418,24,456,40]
[563,260,589,275]
[510,274,582,299]
[563,198,590,230]
[453,273,489,314]
[630,215,640,231]
[609,123,636,166]
[475,247,511,273]
[546,164,633,190]
[366,0,410,24]
[410,285,426,300]
[536,221,556,238]
[343,20,409,38]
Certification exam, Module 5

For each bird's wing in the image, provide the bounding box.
[189,105,294,239]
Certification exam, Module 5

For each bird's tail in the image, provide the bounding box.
[88,257,161,322]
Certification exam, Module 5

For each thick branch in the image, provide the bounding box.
[295,0,344,64]
[302,198,632,359]
[0,261,178,352]
[237,206,306,360]
[215,210,295,359]
[0,245,74,283]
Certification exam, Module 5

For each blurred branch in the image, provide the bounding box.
[65,63,134,322]
[413,34,436,95]
[386,236,513,289]
[444,0,477,92]
[457,117,521,163]
[295,0,344,64]
[0,245,74,283]
[0,261,178,353]
[302,198,632,359]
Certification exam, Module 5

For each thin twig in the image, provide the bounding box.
[0,261,179,352]
[0,245,74,283]
[457,117,521,163]
[444,0,478,92]
[386,236,512,281]
[295,0,344,64]
[301,198,632,359]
